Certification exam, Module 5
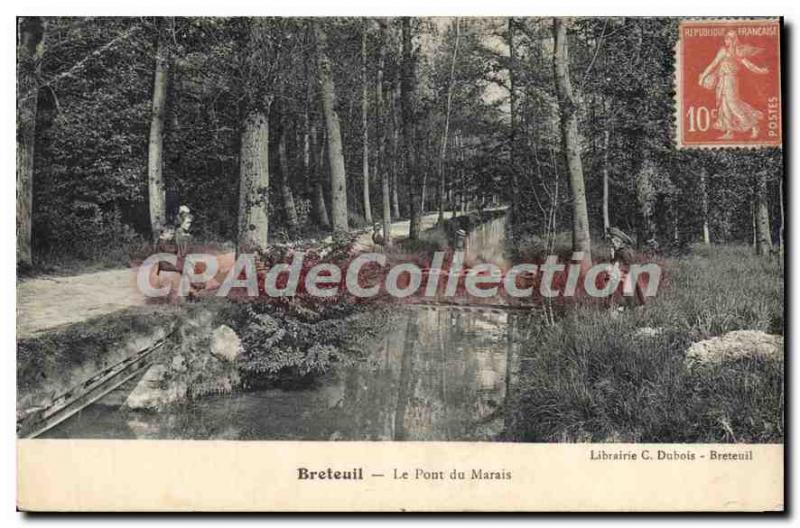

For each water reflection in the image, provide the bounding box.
[44,307,523,441]
[464,214,509,269]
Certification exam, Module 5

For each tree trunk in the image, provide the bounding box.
[376,19,392,247]
[457,132,466,213]
[361,22,373,225]
[420,150,428,214]
[636,163,657,245]
[552,18,591,260]
[437,18,461,225]
[602,121,611,232]
[700,168,711,245]
[507,17,520,228]
[779,173,784,259]
[402,18,421,240]
[147,33,169,240]
[302,76,311,197]
[673,202,679,243]
[390,83,401,219]
[238,111,270,252]
[278,120,299,235]
[16,17,45,268]
[755,170,772,256]
[315,22,349,234]
[309,119,330,228]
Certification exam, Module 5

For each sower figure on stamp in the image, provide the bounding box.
[698,30,769,140]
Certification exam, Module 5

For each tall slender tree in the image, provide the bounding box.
[552,18,591,260]
[437,18,460,225]
[601,101,612,232]
[401,18,421,240]
[147,21,170,240]
[376,19,392,247]
[700,168,711,245]
[361,21,373,224]
[310,120,330,228]
[507,17,521,227]
[314,21,349,234]
[16,17,46,267]
[390,81,402,220]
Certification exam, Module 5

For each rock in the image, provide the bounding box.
[685,330,783,366]
[171,354,187,373]
[635,327,664,338]
[210,325,243,362]
[125,364,187,410]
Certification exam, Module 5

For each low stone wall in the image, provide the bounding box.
[16,306,180,414]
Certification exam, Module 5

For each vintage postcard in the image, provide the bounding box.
[16,16,784,512]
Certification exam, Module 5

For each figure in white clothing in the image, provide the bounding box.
[698,30,769,140]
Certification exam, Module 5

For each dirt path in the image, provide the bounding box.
[354,210,455,245]
[17,211,459,338]
[17,268,147,339]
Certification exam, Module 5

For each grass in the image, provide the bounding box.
[508,243,784,443]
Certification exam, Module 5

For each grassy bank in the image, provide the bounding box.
[17,294,393,417]
[17,306,180,410]
[508,244,784,443]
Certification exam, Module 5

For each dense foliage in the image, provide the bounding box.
[26,17,783,265]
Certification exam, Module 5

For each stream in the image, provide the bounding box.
[42,214,533,441]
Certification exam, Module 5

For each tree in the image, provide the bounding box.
[401,18,421,240]
[699,168,710,245]
[779,174,784,259]
[601,103,611,232]
[507,17,520,227]
[754,169,772,256]
[437,18,460,225]
[237,19,281,252]
[238,110,270,252]
[376,19,392,247]
[390,81,402,220]
[17,17,46,267]
[147,22,169,240]
[552,17,591,260]
[314,21,349,234]
[636,159,658,244]
[277,113,299,236]
[310,120,330,228]
[361,21,373,225]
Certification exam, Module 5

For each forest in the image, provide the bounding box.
[16,17,784,267]
[16,17,784,443]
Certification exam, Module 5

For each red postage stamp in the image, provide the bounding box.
[676,18,782,149]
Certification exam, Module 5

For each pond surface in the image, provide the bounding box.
[43,214,533,441]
